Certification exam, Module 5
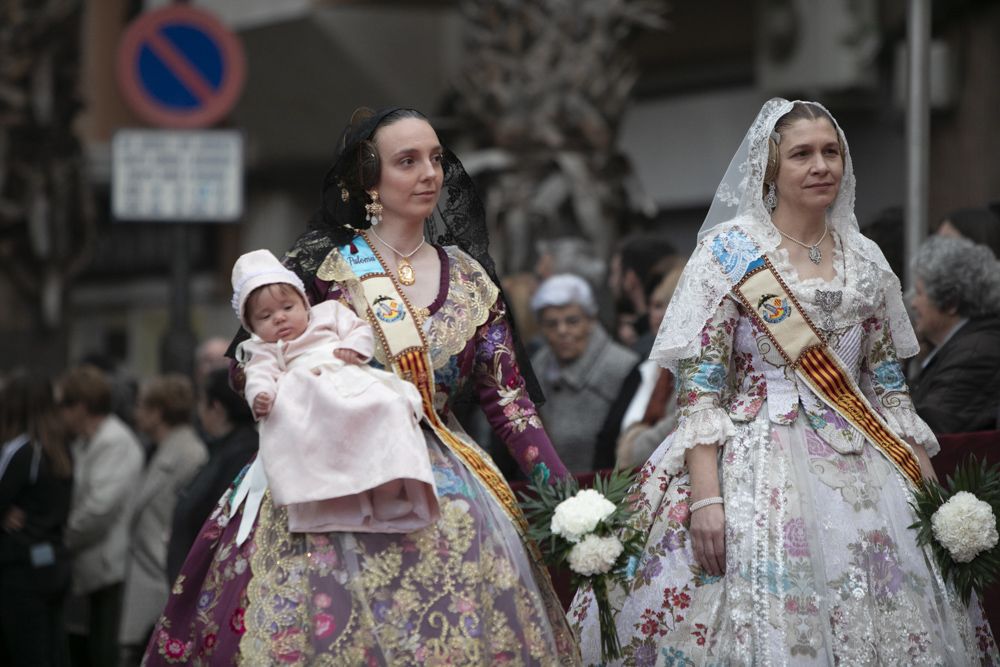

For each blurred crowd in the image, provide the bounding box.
[2,203,999,666]
[1,340,258,666]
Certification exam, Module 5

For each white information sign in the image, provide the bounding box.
[112,129,243,221]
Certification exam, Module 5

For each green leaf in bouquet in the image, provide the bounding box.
[517,467,580,564]
[909,455,1000,605]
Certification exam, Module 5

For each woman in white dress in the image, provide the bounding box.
[568,98,998,665]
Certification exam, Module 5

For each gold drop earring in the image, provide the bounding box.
[365,189,383,225]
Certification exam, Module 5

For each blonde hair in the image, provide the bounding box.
[763,102,843,187]
[650,264,684,306]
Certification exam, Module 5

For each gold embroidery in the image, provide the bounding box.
[240,477,574,665]
[315,247,354,283]
[358,544,403,594]
[238,239,581,666]
[241,494,311,665]
[425,247,499,371]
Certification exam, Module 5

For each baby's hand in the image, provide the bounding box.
[253,392,273,418]
[333,348,366,365]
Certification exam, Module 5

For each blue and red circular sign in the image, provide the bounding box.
[117,5,246,129]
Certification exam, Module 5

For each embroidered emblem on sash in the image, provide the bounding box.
[372,294,406,323]
[757,293,792,323]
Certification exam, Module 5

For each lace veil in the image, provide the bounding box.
[648,98,917,370]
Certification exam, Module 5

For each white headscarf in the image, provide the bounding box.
[649,98,917,371]
[530,273,598,316]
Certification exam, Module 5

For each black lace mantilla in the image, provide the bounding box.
[230,107,544,405]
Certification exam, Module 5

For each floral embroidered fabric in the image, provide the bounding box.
[143,241,578,666]
[568,231,996,665]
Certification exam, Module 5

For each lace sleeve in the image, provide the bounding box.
[860,295,939,456]
[654,296,740,477]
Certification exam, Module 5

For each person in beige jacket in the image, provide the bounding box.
[118,374,207,664]
[59,364,145,667]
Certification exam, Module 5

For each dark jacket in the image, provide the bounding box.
[166,424,258,583]
[0,436,72,570]
[911,316,1000,434]
[0,440,73,667]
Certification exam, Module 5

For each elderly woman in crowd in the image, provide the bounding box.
[530,273,637,472]
[910,235,1000,433]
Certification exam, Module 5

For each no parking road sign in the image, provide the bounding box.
[117,5,246,128]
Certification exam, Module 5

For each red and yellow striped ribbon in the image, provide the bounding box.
[797,346,924,486]
[396,350,530,534]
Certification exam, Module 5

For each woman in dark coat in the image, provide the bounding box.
[0,372,74,666]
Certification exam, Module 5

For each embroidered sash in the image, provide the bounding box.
[732,256,924,488]
[341,234,532,534]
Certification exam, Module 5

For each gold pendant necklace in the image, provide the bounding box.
[397,258,416,286]
[368,228,425,286]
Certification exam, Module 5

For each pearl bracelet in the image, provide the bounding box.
[689,496,724,512]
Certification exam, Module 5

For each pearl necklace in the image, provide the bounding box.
[368,227,425,286]
[776,223,828,264]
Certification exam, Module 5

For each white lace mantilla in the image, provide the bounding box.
[649,98,917,371]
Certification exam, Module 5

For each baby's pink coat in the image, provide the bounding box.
[240,300,439,533]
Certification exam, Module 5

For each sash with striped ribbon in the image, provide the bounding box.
[732,256,924,488]
[340,233,532,534]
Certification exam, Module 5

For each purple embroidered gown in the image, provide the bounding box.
[143,240,579,666]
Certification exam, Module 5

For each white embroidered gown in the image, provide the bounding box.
[568,231,998,666]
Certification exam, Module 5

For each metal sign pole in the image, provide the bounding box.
[904,0,931,291]
[115,3,245,377]
[160,224,197,376]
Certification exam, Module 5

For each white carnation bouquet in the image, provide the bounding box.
[910,456,1000,603]
[520,467,641,661]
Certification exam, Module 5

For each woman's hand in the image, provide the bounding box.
[689,503,726,576]
[253,392,273,419]
[2,506,25,533]
[912,443,938,483]
[685,443,726,576]
[333,349,366,365]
